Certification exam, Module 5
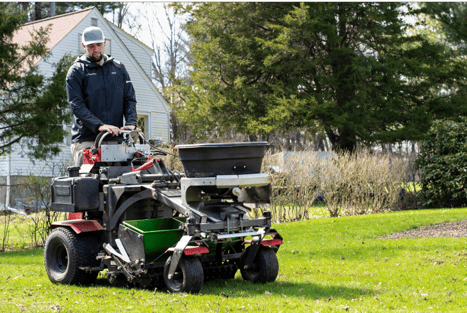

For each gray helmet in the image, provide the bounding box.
[82,26,105,45]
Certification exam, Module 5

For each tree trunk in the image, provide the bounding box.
[325,127,356,152]
[34,2,42,21]
[314,133,323,151]
[117,8,124,28]
[318,137,325,151]
[170,111,178,144]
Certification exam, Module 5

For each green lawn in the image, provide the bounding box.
[1,208,467,312]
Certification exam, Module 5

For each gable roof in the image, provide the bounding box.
[109,23,153,52]
[13,7,93,69]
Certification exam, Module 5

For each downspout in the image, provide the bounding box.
[50,3,56,17]
[6,154,11,209]
[5,155,26,214]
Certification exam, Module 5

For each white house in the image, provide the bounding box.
[0,7,170,208]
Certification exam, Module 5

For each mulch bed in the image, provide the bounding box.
[380,219,467,239]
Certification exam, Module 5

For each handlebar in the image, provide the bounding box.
[90,130,141,155]
[90,130,178,157]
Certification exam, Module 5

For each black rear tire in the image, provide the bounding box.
[163,255,204,293]
[240,247,279,283]
[44,228,100,285]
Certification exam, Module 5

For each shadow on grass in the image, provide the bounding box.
[90,277,376,300]
[2,247,375,301]
[200,279,376,299]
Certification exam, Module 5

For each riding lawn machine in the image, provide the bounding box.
[44,131,283,293]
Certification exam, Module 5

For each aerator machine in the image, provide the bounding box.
[44,131,283,293]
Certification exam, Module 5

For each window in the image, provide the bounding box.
[63,124,72,146]
[78,34,111,55]
[137,114,149,139]
[91,18,98,26]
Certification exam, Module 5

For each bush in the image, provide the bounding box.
[20,174,64,247]
[263,149,409,220]
[418,118,467,208]
[162,145,184,173]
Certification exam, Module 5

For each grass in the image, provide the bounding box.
[268,201,329,222]
[1,208,467,312]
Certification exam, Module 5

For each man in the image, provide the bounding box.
[66,26,137,166]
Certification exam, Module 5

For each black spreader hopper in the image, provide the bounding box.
[175,142,269,178]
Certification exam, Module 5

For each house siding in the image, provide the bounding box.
[109,24,153,78]
[7,143,73,177]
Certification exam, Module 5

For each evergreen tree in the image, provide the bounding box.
[0,4,73,159]
[423,2,467,49]
[178,3,467,151]
[418,118,467,208]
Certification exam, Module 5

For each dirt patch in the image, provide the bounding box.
[380,219,467,239]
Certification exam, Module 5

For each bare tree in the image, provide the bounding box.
[34,2,42,20]
[134,3,192,143]
[112,2,134,29]
[1,194,11,252]
[138,3,191,91]
[22,2,30,12]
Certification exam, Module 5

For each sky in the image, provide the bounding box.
[105,2,188,50]
[102,2,190,86]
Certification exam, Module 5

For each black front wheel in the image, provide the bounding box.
[240,247,279,284]
[163,255,204,293]
[44,228,99,285]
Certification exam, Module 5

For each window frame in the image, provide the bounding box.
[137,113,150,139]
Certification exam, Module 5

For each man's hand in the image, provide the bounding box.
[98,124,121,136]
[120,125,136,131]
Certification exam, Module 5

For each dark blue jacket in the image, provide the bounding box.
[66,55,138,143]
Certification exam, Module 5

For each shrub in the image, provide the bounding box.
[20,174,64,247]
[1,210,12,252]
[162,145,184,173]
[263,148,409,220]
[418,118,467,208]
[264,151,322,222]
